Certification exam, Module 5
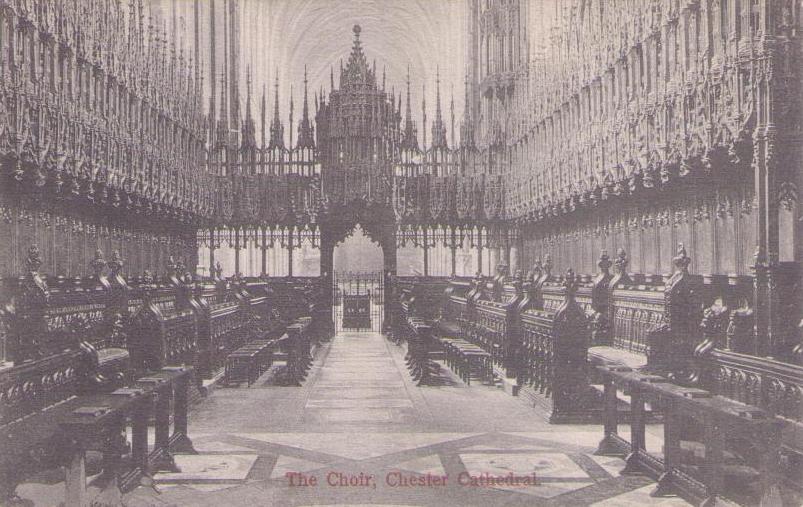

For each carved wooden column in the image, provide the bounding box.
[449,225,457,277]
[422,226,429,277]
[751,30,783,358]
[318,226,336,338]
[234,227,241,276]
[382,224,397,334]
[287,227,294,277]
[260,226,267,276]
[208,230,215,278]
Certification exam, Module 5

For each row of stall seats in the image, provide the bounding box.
[0,246,325,504]
[396,247,802,506]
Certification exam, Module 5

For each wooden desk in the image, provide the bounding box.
[596,366,784,506]
[59,391,147,507]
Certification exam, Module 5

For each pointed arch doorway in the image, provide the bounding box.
[332,226,384,333]
[318,199,398,336]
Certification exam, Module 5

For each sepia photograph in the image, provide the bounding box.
[0,0,802,505]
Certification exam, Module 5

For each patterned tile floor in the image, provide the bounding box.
[18,332,693,506]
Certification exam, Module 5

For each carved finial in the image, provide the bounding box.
[531,259,543,281]
[614,248,628,275]
[563,269,578,299]
[108,250,124,276]
[167,256,178,276]
[214,261,223,279]
[673,243,691,272]
[143,270,153,284]
[543,255,552,276]
[597,250,612,274]
[26,245,42,273]
[90,248,107,276]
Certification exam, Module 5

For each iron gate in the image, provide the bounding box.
[332,271,384,333]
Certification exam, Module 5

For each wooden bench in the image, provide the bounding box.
[401,318,440,385]
[224,338,275,387]
[437,336,493,385]
[270,317,313,386]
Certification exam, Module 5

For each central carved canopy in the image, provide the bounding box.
[220,26,503,231]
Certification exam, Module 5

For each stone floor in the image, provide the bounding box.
[18,332,692,506]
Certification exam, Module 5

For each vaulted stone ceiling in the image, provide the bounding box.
[239,0,468,147]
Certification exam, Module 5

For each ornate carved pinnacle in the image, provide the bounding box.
[542,255,552,276]
[673,243,691,273]
[597,250,612,274]
[531,259,543,281]
[214,261,223,279]
[26,245,42,273]
[90,248,107,276]
[108,250,124,276]
[614,248,628,274]
[563,268,578,298]
[143,270,153,284]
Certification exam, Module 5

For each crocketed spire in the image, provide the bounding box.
[460,73,475,148]
[269,73,285,149]
[431,67,448,149]
[401,65,418,151]
[241,66,257,151]
[297,65,315,149]
[341,25,376,91]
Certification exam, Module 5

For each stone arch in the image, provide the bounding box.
[317,198,398,333]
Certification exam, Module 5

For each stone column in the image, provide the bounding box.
[209,228,216,278]
[260,226,267,276]
[233,227,241,277]
[382,224,397,334]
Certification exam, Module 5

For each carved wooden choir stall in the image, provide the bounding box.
[0,1,802,506]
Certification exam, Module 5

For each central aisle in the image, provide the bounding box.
[304,332,418,428]
[122,332,689,507]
